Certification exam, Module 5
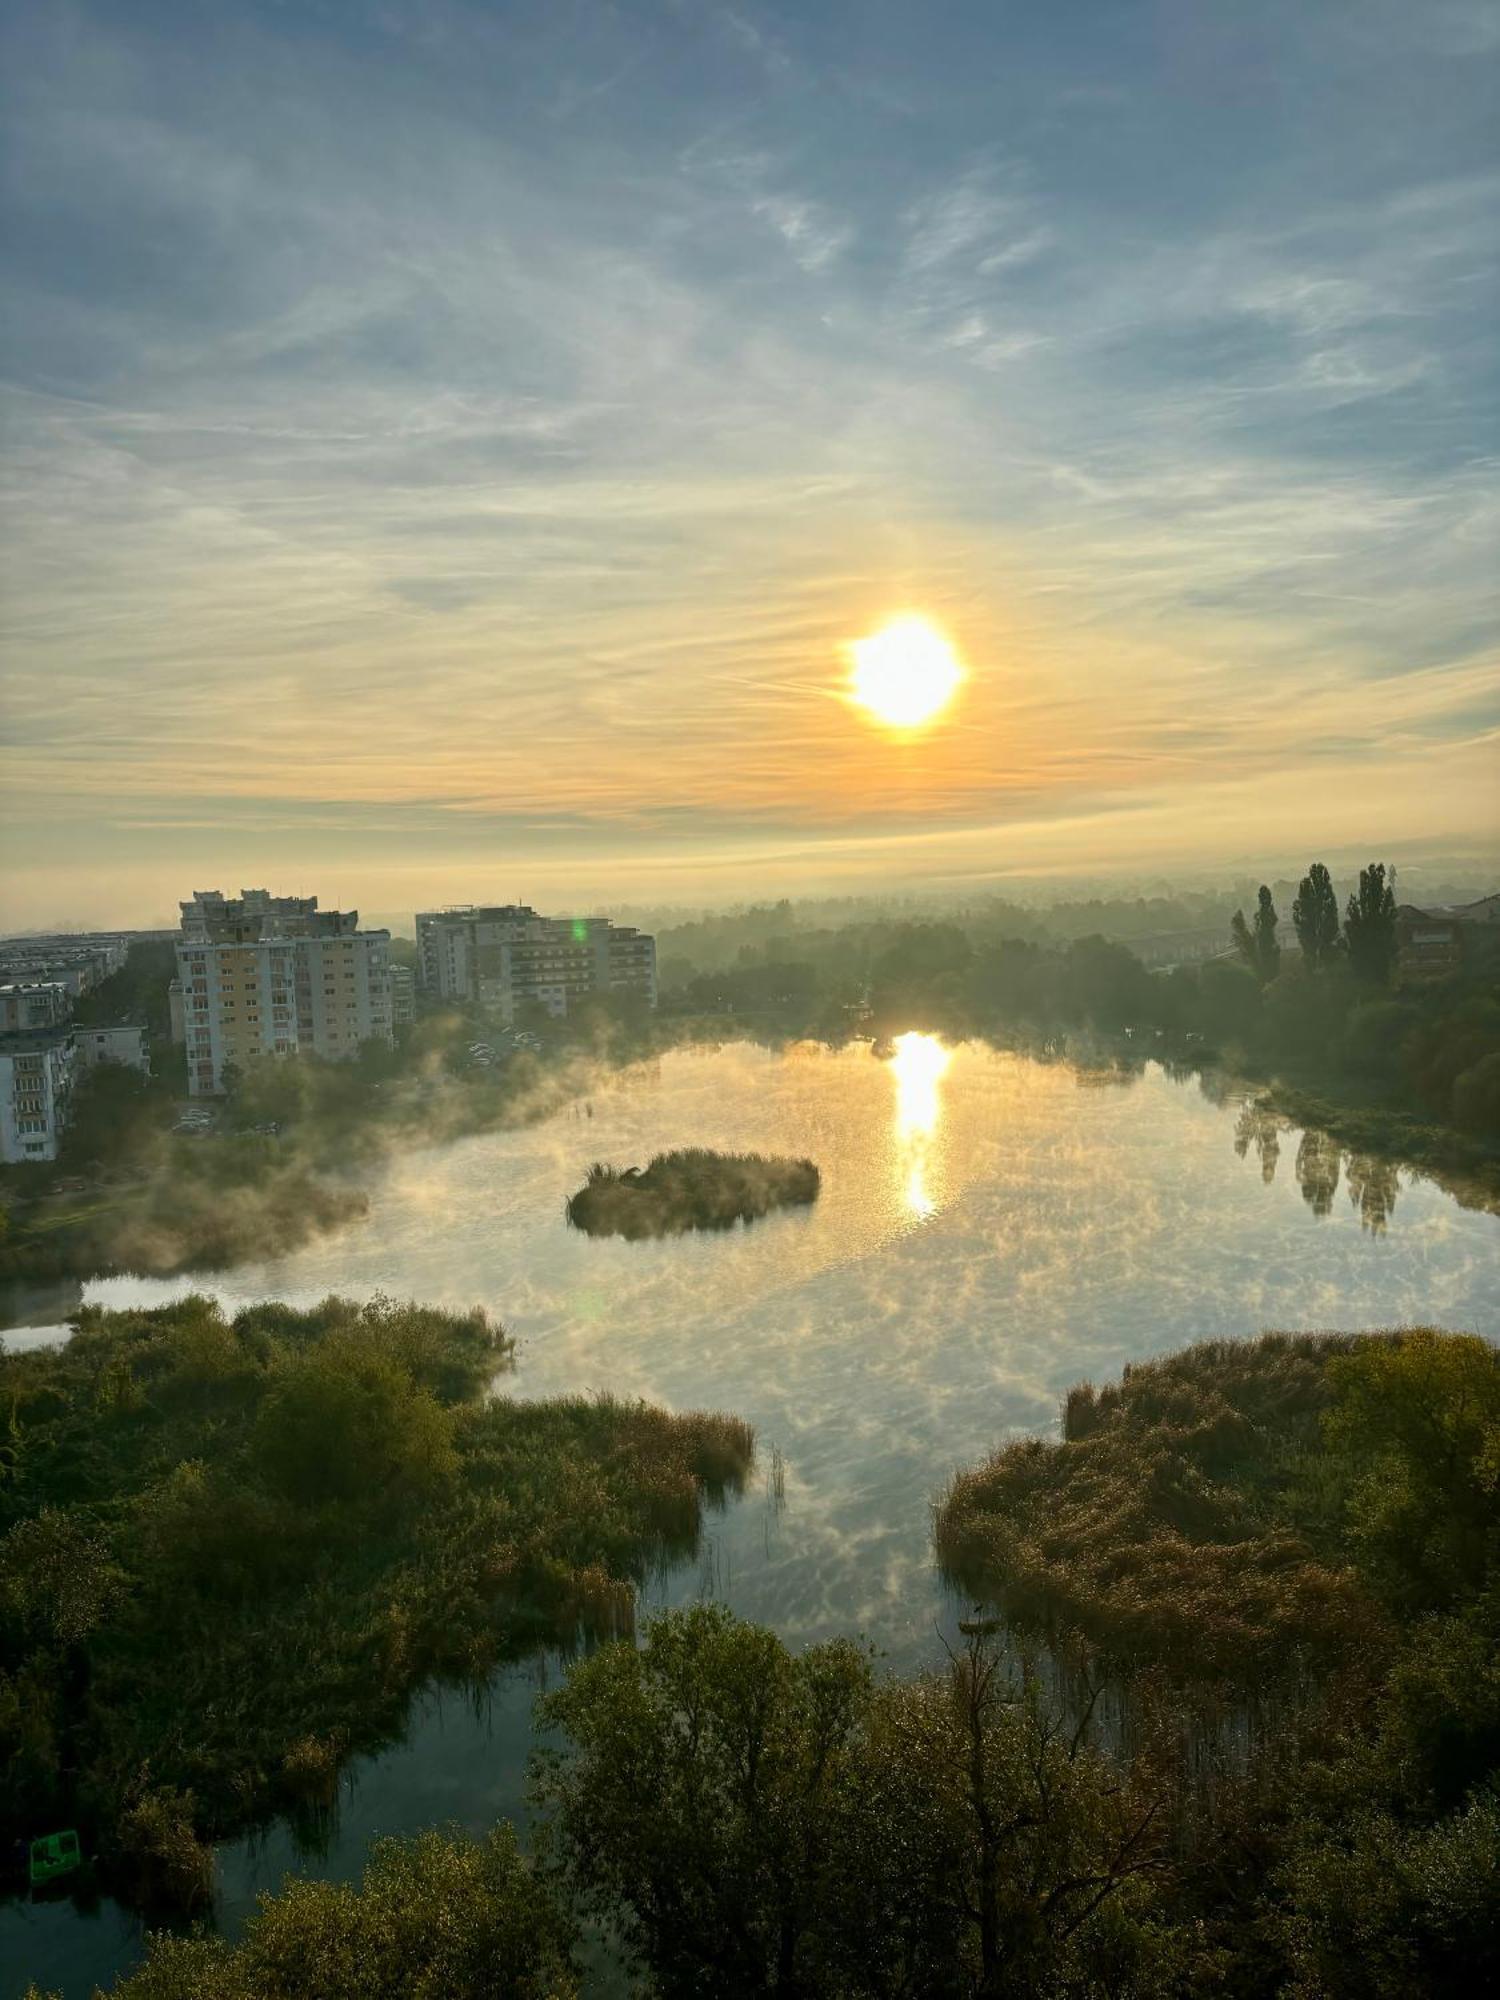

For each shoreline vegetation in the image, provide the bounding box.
[0,1294,753,1915]
[929,1326,1500,1993]
[22,1324,1497,1999]
[564,1149,821,1239]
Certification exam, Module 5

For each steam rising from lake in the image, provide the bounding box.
[15,1038,1497,1662]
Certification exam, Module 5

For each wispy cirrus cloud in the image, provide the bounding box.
[0,0,1495,928]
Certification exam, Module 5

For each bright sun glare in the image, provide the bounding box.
[889,1030,951,1220]
[890,1029,950,1138]
[848,616,963,729]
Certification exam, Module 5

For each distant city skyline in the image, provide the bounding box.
[2,1,1497,929]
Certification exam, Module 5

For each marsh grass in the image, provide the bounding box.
[0,1296,753,1911]
[565,1148,820,1238]
[934,1331,1407,1691]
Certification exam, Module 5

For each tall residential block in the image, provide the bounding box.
[175,889,393,1096]
[388,963,416,1027]
[415,904,656,1021]
[0,1029,76,1164]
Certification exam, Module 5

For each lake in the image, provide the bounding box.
[4,1036,1498,1996]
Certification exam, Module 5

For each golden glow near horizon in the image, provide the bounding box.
[889,1030,951,1219]
[848,617,964,729]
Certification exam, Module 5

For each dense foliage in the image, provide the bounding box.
[565,1150,820,1238]
[0,1296,753,1904]
[24,1826,577,2000]
[69,943,180,1045]
[536,1605,1181,2000]
[937,1328,1500,1994]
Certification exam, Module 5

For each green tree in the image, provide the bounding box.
[1344,863,1398,986]
[1322,1330,1500,1612]
[1292,863,1343,970]
[1281,1789,1500,1999]
[1230,885,1281,983]
[537,1605,1176,1999]
[537,1604,873,1997]
[1340,1000,1415,1077]
[99,1825,577,1998]
[70,940,178,1040]
[60,1062,171,1174]
[249,1339,458,1508]
[1451,1051,1500,1136]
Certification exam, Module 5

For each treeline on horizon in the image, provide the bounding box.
[16,1323,1498,2000]
[659,860,1500,1162]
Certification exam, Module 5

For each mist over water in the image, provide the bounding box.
[5,1038,1498,1998]
[10,1038,1496,1649]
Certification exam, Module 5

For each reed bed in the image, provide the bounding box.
[565,1148,820,1238]
[0,1295,754,1911]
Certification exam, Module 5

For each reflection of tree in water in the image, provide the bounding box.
[1234,1102,1288,1184]
[1346,1154,1401,1234]
[1294,1128,1342,1218]
[1072,1052,1146,1089]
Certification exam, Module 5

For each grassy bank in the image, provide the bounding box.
[1253,1080,1500,1211]
[0,1295,753,1910]
[565,1148,821,1239]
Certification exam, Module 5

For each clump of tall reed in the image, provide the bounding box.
[565,1148,820,1238]
[934,1330,1417,1690]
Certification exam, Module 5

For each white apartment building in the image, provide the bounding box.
[176,890,393,1095]
[0,938,125,998]
[389,964,416,1027]
[415,905,657,1022]
[0,982,71,1031]
[0,1030,76,1164]
[75,1025,151,1074]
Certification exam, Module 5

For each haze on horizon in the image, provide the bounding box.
[1,0,1497,933]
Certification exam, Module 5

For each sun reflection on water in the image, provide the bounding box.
[888,1031,951,1218]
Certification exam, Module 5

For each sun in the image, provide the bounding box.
[847,616,963,729]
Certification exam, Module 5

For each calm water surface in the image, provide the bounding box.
[5,1038,1498,1996]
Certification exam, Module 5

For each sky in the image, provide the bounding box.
[1,0,1497,931]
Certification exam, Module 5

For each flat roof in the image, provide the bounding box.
[0,1027,74,1054]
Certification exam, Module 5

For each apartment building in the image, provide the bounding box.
[415,904,657,1022]
[0,936,127,998]
[1395,891,1500,984]
[179,889,358,942]
[389,963,416,1028]
[0,1029,76,1164]
[175,890,393,1095]
[0,982,71,1031]
[75,1025,151,1074]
